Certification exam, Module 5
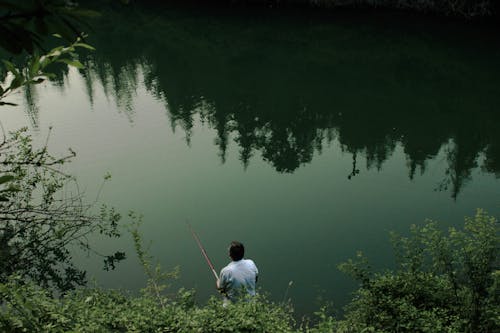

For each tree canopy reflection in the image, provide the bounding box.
[27,4,500,198]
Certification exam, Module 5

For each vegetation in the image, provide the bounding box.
[0,210,497,332]
[1,36,94,107]
[339,209,499,332]
[0,1,498,332]
[0,222,299,333]
[0,127,125,291]
[0,0,124,291]
[0,280,297,333]
[0,0,98,55]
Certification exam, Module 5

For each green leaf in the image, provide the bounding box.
[47,46,64,57]
[2,60,18,75]
[0,175,15,185]
[74,43,95,51]
[29,57,41,78]
[57,59,84,69]
[9,76,24,90]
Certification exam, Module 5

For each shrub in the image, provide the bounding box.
[339,209,499,332]
[0,128,124,292]
[0,277,296,333]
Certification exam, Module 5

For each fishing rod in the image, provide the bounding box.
[187,222,219,281]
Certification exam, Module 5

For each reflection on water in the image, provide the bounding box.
[30,5,498,199]
[13,3,500,315]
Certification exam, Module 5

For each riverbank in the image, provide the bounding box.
[1,210,498,332]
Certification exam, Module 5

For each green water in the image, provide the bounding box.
[2,4,500,315]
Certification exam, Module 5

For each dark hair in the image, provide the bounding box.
[229,241,244,261]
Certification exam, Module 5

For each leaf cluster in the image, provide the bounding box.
[1,209,497,332]
[0,36,94,106]
[0,218,335,333]
[0,128,124,292]
[0,0,98,55]
[339,209,499,332]
[0,276,299,333]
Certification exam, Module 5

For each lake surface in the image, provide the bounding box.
[2,3,500,316]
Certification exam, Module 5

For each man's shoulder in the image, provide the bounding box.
[221,262,236,274]
[242,259,258,269]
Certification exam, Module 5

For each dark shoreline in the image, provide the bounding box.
[115,0,500,20]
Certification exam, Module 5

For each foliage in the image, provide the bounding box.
[0,209,498,332]
[0,35,94,107]
[0,215,315,333]
[129,212,180,309]
[0,0,120,293]
[0,0,98,55]
[0,0,95,106]
[301,306,337,333]
[0,222,298,333]
[0,276,299,333]
[339,209,499,332]
[0,128,125,291]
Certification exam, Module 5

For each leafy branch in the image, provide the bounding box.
[0,35,94,106]
[0,127,124,291]
[128,212,179,310]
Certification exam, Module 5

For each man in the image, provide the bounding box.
[217,241,258,304]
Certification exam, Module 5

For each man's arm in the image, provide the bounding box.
[217,271,228,294]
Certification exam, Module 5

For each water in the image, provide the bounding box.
[2,3,500,316]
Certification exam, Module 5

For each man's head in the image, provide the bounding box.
[229,241,244,261]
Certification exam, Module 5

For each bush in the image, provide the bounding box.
[0,220,299,332]
[0,128,124,291]
[0,277,296,333]
[339,209,499,332]
[1,207,497,332]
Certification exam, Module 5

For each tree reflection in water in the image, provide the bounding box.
[23,3,500,198]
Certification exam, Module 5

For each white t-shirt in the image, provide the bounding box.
[218,259,258,302]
